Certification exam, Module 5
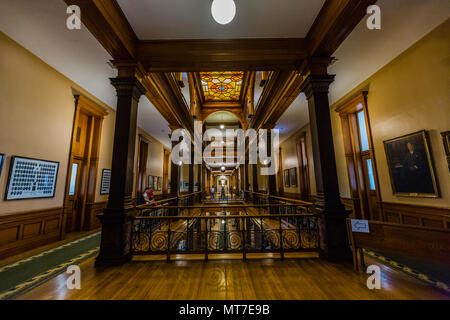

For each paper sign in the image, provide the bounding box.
[350,219,370,233]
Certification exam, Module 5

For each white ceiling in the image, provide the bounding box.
[277,0,450,142]
[328,0,450,105]
[0,0,171,147]
[117,0,325,39]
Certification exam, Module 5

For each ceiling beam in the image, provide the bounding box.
[138,38,308,72]
[306,0,378,57]
[251,0,378,130]
[64,0,137,59]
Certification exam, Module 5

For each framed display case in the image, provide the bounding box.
[5,156,59,200]
[100,169,111,195]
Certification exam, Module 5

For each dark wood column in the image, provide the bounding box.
[252,164,259,192]
[201,164,206,196]
[197,163,202,193]
[188,147,194,193]
[267,130,277,196]
[96,76,146,267]
[243,161,249,200]
[300,73,351,260]
[170,138,180,197]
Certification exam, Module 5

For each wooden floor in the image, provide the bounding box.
[14,254,449,300]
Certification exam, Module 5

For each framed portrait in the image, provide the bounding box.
[284,169,290,188]
[290,167,298,187]
[441,131,450,173]
[0,153,5,177]
[5,156,59,200]
[100,169,111,195]
[383,130,439,198]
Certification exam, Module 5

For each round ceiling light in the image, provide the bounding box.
[211,0,236,25]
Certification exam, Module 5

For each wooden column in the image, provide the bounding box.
[189,147,194,193]
[96,76,146,267]
[300,73,351,260]
[267,130,277,196]
[244,161,249,200]
[170,137,180,197]
[252,163,259,192]
[197,163,202,193]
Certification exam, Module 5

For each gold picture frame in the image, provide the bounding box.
[441,131,450,173]
[383,130,439,198]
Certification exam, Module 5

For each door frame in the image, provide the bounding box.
[62,95,107,237]
[335,92,383,220]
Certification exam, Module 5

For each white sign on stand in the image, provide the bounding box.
[350,219,370,233]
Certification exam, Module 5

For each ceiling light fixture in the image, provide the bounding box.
[211,0,236,25]
[220,124,225,129]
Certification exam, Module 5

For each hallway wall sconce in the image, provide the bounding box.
[220,124,225,129]
[179,161,183,166]
[211,0,236,25]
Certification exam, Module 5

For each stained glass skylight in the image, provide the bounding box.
[200,71,244,101]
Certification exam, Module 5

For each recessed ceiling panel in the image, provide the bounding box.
[117,0,326,40]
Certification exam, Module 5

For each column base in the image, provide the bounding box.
[316,209,352,261]
[94,208,134,267]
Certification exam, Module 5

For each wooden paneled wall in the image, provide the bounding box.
[0,208,63,259]
[381,202,449,230]
[83,202,106,231]
[342,197,449,229]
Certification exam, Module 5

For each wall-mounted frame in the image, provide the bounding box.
[152,176,158,190]
[283,169,290,188]
[5,156,59,201]
[289,167,298,187]
[0,153,5,177]
[148,175,154,189]
[384,130,439,198]
[441,131,450,173]
[157,176,162,191]
[100,169,111,195]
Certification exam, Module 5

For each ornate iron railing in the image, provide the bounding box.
[131,204,319,260]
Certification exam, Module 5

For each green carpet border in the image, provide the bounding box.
[0,232,100,300]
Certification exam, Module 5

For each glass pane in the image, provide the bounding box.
[68,163,78,196]
[366,159,376,191]
[357,110,370,151]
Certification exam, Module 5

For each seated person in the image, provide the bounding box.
[143,187,154,204]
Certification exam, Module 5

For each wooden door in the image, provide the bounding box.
[65,159,83,233]
[63,96,107,236]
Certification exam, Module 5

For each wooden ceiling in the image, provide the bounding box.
[64,0,376,133]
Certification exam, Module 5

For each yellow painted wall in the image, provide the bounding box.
[0,32,166,214]
[132,127,167,197]
[280,124,316,197]
[331,20,450,208]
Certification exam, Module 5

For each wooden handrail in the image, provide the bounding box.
[135,213,317,220]
[137,204,309,209]
[245,191,313,206]
[136,191,202,209]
